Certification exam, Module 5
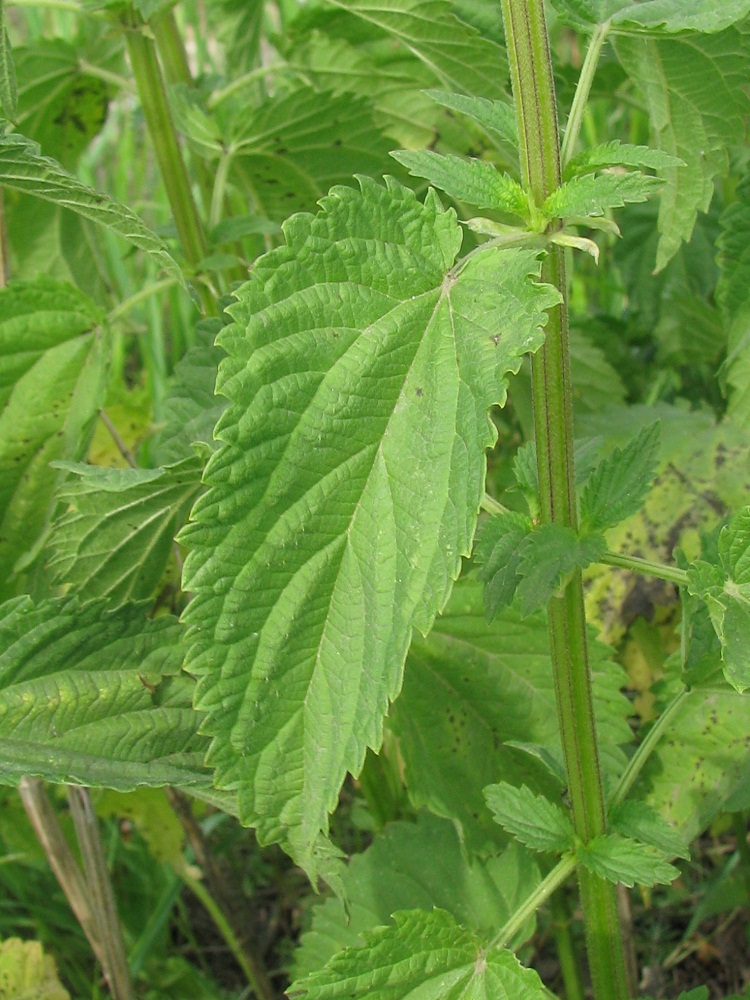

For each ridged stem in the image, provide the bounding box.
[500,3,631,997]
[123,14,215,314]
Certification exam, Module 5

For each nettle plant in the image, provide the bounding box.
[1,0,750,997]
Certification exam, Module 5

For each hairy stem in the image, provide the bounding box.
[500,3,631,997]
[123,14,214,314]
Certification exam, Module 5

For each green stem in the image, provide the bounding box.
[179,866,272,999]
[150,7,192,86]
[560,24,609,168]
[491,854,577,950]
[208,64,280,110]
[600,551,689,587]
[610,688,691,809]
[549,889,585,1000]
[109,277,179,323]
[123,16,214,314]
[500,4,631,998]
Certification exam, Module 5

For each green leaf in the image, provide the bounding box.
[608,800,690,860]
[49,455,205,606]
[614,24,750,269]
[717,174,750,429]
[327,0,508,99]
[229,87,397,222]
[0,596,211,790]
[0,132,184,284]
[0,938,69,1000]
[576,834,679,887]
[475,511,532,620]
[579,421,660,533]
[0,278,108,598]
[484,782,574,853]
[179,177,558,875]
[151,318,227,465]
[0,0,16,122]
[688,508,750,692]
[391,579,632,851]
[390,150,528,216]
[611,1,750,34]
[424,90,518,150]
[290,908,548,1000]
[563,140,682,180]
[516,526,607,616]
[293,813,540,980]
[542,171,664,222]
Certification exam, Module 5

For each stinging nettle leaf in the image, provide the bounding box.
[0,278,108,598]
[390,150,528,217]
[0,596,212,790]
[484,781,574,853]
[516,525,607,616]
[475,510,532,620]
[293,813,540,980]
[327,0,508,100]
[0,0,16,123]
[424,90,518,151]
[579,421,660,533]
[614,24,750,270]
[542,171,665,222]
[0,132,184,285]
[564,140,683,180]
[608,800,690,860]
[49,454,205,607]
[179,176,560,877]
[610,0,750,35]
[576,833,679,887]
[290,908,549,1000]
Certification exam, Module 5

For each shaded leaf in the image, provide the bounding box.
[391,579,632,851]
[0,279,108,598]
[0,132,184,284]
[0,596,211,790]
[179,177,558,876]
[611,1,750,34]
[327,0,508,99]
[579,421,660,533]
[293,813,540,980]
[0,0,16,123]
[577,833,679,887]
[609,800,689,860]
[516,526,607,616]
[424,89,518,150]
[290,908,548,1000]
[717,174,750,429]
[49,455,204,606]
[484,782,574,853]
[475,510,532,620]
[614,24,750,269]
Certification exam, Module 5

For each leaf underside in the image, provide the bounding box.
[180,176,559,876]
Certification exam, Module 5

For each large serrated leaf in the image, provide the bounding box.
[516,525,607,616]
[564,141,682,179]
[0,596,211,790]
[0,132,184,284]
[390,579,632,852]
[0,0,16,123]
[614,24,750,270]
[290,908,548,1000]
[611,0,750,34]
[49,454,205,606]
[293,813,540,980]
[717,174,750,429]
[391,150,528,216]
[0,278,108,598]
[179,176,559,875]
[424,90,518,151]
